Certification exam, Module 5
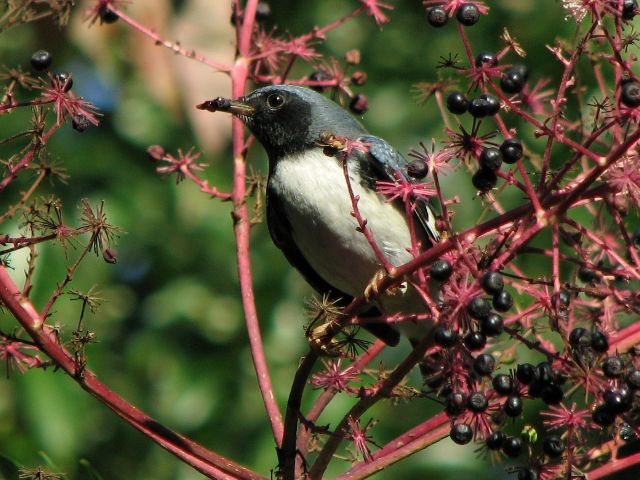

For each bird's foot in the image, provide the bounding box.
[364,270,409,302]
[364,269,388,302]
[307,321,340,356]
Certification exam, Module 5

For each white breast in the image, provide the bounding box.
[269,149,414,298]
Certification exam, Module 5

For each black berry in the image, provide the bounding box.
[492,374,514,395]
[516,363,536,384]
[602,356,624,378]
[592,403,616,426]
[621,81,640,108]
[604,387,633,414]
[542,435,565,458]
[535,362,554,385]
[569,327,590,347]
[472,168,497,192]
[500,67,526,94]
[481,313,504,337]
[430,259,453,281]
[30,50,52,71]
[527,380,544,398]
[510,64,530,82]
[446,91,469,114]
[504,395,523,417]
[308,70,331,92]
[591,330,609,353]
[468,93,500,117]
[622,0,638,20]
[541,384,564,405]
[479,147,503,171]
[349,94,368,114]
[486,430,506,450]
[473,354,496,376]
[475,51,497,68]
[456,3,480,26]
[467,297,491,320]
[500,138,523,164]
[52,72,73,92]
[426,6,449,27]
[72,115,91,133]
[503,435,524,458]
[407,159,428,179]
[578,266,597,283]
[620,422,637,441]
[464,331,486,351]
[493,290,513,312]
[517,467,539,480]
[446,392,467,416]
[450,423,473,444]
[481,271,504,295]
[99,5,119,23]
[467,391,489,412]
[626,369,640,389]
[434,326,459,348]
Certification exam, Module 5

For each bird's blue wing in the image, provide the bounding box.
[358,134,440,244]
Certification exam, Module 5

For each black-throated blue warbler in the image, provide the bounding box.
[198,85,439,346]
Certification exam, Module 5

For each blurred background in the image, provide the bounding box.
[0,0,637,478]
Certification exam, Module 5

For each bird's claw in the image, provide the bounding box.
[364,269,388,302]
[307,321,340,356]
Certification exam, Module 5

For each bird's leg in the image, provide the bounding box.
[364,269,408,303]
[306,319,341,356]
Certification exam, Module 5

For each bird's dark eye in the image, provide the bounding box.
[266,93,285,110]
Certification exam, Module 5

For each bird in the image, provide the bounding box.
[197,85,440,347]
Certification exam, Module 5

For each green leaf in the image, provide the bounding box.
[77,459,104,480]
[0,455,20,480]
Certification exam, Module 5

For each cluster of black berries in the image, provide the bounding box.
[473,50,530,95]
[427,3,481,27]
[472,138,523,192]
[480,270,514,314]
[594,354,639,426]
[568,327,609,353]
[446,90,500,118]
[30,49,91,133]
[566,328,640,426]
[31,50,75,95]
[515,361,564,406]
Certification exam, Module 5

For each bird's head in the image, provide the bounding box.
[197,85,367,158]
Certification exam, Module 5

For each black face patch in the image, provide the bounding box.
[244,90,313,158]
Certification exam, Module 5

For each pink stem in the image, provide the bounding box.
[587,452,640,479]
[230,2,284,447]
[341,155,394,271]
[110,7,231,72]
[0,268,263,480]
[338,412,450,479]
[0,121,62,192]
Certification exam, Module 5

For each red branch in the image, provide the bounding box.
[0,267,264,480]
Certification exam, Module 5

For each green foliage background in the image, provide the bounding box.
[0,1,637,478]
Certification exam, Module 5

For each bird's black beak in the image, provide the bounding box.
[196,97,256,117]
